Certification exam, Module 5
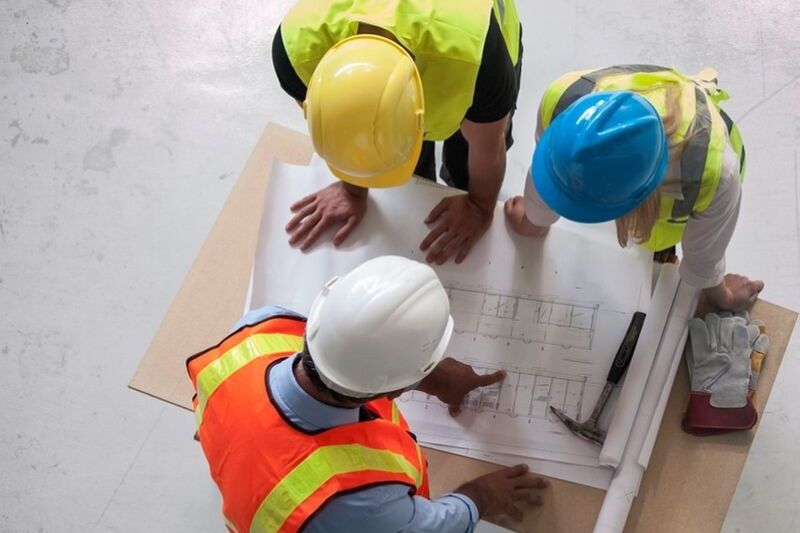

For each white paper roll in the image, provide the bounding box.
[593,461,643,533]
[638,283,699,467]
[599,265,680,468]
[594,276,698,533]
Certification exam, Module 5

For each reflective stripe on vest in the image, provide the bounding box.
[281,0,520,141]
[186,317,430,533]
[690,68,746,175]
[538,65,744,251]
[193,332,304,427]
[251,444,422,533]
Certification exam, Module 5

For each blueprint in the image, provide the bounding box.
[431,443,615,490]
[401,361,589,422]
[447,285,598,349]
[249,157,653,483]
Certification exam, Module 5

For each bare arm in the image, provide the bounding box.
[460,115,510,212]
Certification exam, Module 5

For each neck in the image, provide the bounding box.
[357,23,398,42]
[293,358,361,409]
[357,24,414,58]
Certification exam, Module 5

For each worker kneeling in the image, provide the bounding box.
[188,256,548,533]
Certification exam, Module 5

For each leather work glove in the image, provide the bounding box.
[682,312,769,435]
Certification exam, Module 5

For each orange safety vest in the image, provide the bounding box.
[187,315,430,533]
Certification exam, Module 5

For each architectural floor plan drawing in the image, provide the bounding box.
[446,285,598,349]
[250,158,655,480]
[400,364,588,421]
[400,361,608,467]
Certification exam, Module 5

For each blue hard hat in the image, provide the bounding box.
[532,91,669,223]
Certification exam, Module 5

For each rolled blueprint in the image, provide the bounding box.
[599,265,680,467]
[638,283,699,468]
[593,279,699,533]
[638,327,690,467]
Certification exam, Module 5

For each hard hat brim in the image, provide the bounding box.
[532,126,669,224]
[428,314,454,370]
[326,125,424,189]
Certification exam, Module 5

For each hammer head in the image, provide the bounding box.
[550,406,606,445]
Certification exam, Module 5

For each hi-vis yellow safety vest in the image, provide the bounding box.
[281,0,520,141]
[538,65,746,251]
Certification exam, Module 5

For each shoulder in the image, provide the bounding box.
[271,25,308,101]
[466,14,518,123]
[231,306,306,332]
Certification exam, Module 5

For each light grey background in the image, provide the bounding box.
[1,0,798,531]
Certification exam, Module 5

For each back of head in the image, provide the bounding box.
[532,91,668,224]
[306,256,453,398]
[304,35,425,189]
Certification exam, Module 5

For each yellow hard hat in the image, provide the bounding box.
[304,34,424,188]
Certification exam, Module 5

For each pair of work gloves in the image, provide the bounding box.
[683,311,769,435]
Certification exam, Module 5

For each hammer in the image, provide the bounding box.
[550,311,646,445]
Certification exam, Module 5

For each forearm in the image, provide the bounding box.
[460,116,509,213]
[466,146,505,213]
[521,167,558,233]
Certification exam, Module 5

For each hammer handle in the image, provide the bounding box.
[607,311,646,385]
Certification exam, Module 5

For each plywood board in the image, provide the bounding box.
[130,123,797,533]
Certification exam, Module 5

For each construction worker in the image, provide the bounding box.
[504,65,764,311]
[272,0,522,264]
[188,256,548,533]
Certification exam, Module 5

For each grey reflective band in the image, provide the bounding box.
[671,86,712,220]
[496,0,505,20]
[718,107,746,173]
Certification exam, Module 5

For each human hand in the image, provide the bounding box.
[420,194,493,264]
[705,273,764,312]
[503,196,549,237]
[285,181,367,251]
[416,357,505,416]
[456,464,548,521]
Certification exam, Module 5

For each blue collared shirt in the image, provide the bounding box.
[235,306,479,533]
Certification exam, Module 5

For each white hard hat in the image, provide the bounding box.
[306,256,454,398]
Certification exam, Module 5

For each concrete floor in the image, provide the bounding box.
[1,0,798,531]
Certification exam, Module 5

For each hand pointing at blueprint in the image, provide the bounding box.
[414,358,507,416]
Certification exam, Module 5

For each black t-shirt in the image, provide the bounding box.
[271,13,519,125]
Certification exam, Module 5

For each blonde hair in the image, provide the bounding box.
[615,83,686,247]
